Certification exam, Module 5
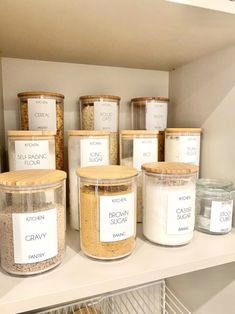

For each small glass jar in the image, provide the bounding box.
[8,130,56,171]
[196,179,235,235]
[165,128,201,166]
[0,169,66,276]
[120,130,159,222]
[142,162,198,246]
[68,130,111,230]
[131,97,169,131]
[79,95,121,165]
[18,91,64,170]
[77,165,138,260]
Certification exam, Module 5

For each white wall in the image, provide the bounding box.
[0,59,5,171]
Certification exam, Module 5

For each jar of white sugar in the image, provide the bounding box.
[8,130,56,171]
[165,128,202,166]
[120,130,159,222]
[0,169,66,275]
[68,130,111,230]
[142,162,198,246]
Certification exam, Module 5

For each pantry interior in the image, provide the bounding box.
[1,0,235,313]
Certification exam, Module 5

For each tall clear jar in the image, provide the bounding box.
[77,166,138,260]
[8,130,56,171]
[68,130,111,230]
[120,130,159,222]
[165,128,202,166]
[131,97,169,131]
[18,91,64,170]
[79,95,120,165]
[142,162,198,246]
[0,169,66,276]
[196,179,235,235]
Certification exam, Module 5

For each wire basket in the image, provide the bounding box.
[25,280,190,314]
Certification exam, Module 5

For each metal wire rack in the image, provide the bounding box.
[28,280,191,314]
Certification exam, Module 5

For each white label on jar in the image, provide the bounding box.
[15,140,51,170]
[133,138,158,171]
[146,101,167,131]
[167,190,196,235]
[99,192,135,242]
[12,208,58,264]
[180,136,200,165]
[28,98,57,131]
[80,138,109,167]
[210,200,233,233]
[94,101,118,132]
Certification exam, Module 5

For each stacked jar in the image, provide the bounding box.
[8,130,56,171]
[120,130,159,222]
[18,92,64,170]
[80,95,120,165]
[68,130,111,230]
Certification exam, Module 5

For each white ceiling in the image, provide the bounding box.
[0,0,235,70]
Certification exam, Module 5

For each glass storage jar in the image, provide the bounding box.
[131,97,169,131]
[142,162,198,246]
[165,128,201,166]
[0,169,66,276]
[68,130,111,230]
[8,130,56,171]
[18,91,64,170]
[79,95,120,165]
[77,165,138,260]
[196,179,235,234]
[120,130,159,222]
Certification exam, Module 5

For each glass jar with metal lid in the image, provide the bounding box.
[196,178,235,235]
[77,165,138,260]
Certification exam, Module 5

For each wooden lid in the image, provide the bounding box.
[121,130,159,137]
[0,170,67,187]
[77,165,138,180]
[17,91,64,99]
[80,95,121,101]
[68,130,110,136]
[8,130,56,137]
[131,96,169,103]
[142,162,199,174]
[166,128,202,133]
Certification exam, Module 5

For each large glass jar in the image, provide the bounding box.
[120,130,159,222]
[18,91,64,170]
[0,169,66,275]
[77,166,138,260]
[196,179,235,235]
[68,130,111,230]
[8,130,56,171]
[131,97,169,131]
[142,162,198,246]
[79,95,120,165]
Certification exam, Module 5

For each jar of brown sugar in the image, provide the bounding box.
[77,165,138,260]
[18,91,64,170]
[0,169,66,275]
[79,95,120,165]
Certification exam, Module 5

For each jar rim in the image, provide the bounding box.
[196,178,233,190]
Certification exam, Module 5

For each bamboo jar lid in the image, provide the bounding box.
[131,96,169,104]
[17,91,64,99]
[68,130,110,136]
[8,130,56,137]
[80,95,121,101]
[142,162,199,174]
[0,170,67,187]
[121,130,159,138]
[77,165,138,180]
[165,128,202,133]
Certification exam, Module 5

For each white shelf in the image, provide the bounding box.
[1,227,235,314]
[1,0,235,70]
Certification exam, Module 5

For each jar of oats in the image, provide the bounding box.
[18,91,64,170]
[8,130,56,171]
[120,130,159,222]
[79,95,120,165]
[77,165,138,260]
[0,169,66,275]
[68,130,111,230]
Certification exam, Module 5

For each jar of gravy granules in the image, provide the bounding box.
[142,162,198,246]
[0,169,66,275]
[77,166,138,260]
